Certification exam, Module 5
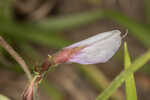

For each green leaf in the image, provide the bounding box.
[124,42,137,100]
[95,49,150,100]
[76,64,124,100]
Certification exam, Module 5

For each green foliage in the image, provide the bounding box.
[95,49,150,100]
[124,42,137,100]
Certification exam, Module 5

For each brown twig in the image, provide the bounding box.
[0,36,32,80]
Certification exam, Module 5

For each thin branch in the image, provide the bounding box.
[0,36,32,80]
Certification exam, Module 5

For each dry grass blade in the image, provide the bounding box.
[0,36,32,80]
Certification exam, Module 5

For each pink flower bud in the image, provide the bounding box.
[23,75,41,100]
[53,30,122,64]
[23,80,34,100]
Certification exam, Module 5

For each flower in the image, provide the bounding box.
[53,30,122,64]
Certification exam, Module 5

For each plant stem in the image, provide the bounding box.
[0,36,32,80]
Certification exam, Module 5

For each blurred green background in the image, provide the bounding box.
[0,0,150,100]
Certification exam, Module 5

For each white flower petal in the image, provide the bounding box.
[67,30,121,64]
[66,30,121,49]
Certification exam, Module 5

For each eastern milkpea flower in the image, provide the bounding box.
[53,30,124,64]
[23,30,126,100]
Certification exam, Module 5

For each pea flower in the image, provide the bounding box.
[23,30,125,100]
[53,30,122,64]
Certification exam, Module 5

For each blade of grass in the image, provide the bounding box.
[124,42,137,100]
[0,10,104,48]
[95,49,150,100]
[37,10,104,31]
[1,8,150,49]
[0,18,71,48]
[76,64,124,100]
[0,36,32,80]
[0,28,70,49]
